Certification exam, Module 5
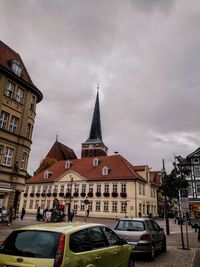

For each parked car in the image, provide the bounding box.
[0,222,135,267]
[114,217,166,260]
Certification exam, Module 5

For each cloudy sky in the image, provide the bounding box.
[1,0,200,175]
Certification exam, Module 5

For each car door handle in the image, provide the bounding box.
[112,251,119,255]
[95,256,101,261]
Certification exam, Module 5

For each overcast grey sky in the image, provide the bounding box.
[1,0,200,175]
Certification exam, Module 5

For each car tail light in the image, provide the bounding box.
[140,234,151,241]
[54,234,65,267]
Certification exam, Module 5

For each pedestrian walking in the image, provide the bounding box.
[36,206,41,221]
[198,223,200,242]
[7,208,13,226]
[70,210,74,222]
[20,208,26,220]
[87,208,90,218]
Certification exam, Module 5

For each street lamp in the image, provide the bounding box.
[68,176,73,220]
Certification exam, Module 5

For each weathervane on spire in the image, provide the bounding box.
[56,132,58,142]
[97,83,99,92]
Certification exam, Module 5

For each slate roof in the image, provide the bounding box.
[27,154,145,184]
[0,40,43,102]
[45,141,77,161]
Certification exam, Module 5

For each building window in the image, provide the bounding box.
[103,201,109,212]
[89,184,93,193]
[41,200,45,209]
[80,201,85,211]
[0,145,4,164]
[37,186,41,194]
[34,200,40,209]
[194,166,200,177]
[53,185,58,193]
[29,200,34,209]
[9,116,19,133]
[96,201,101,212]
[112,202,118,213]
[104,184,109,193]
[46,200,51,209]
[25,186,29,194]
[3,147,14,166]
[48,185,52,193]
[139,183,145,195]
[21,152,28,170]
[82,184,86,193]
[88,201,93,211]
[197,183,200,195]
[74,184,79,193]
[121,202,127,213]
[31,186,35,194]
[0,111,9,130]
[73,201,78,211]
[113,184,118,193]
[23,200,27,209]
[5,81,15,98]
[97,184,101,193]
[30,95,36,111]
[11,60,23,77]
[15,87,24,103]
[102,166,109,175]
[60,185,65,193]
[121,183,126,193]
[26,123,32,139]
[93,158,99,167]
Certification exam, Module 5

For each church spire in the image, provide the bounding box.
[88,86,102,141]
[81,86,108,158]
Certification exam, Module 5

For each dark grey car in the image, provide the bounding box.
[114,218,166,260]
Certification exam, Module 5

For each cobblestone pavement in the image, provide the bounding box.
[0,215,200,267]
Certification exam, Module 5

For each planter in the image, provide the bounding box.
[41,193,46,197]
[87,192,93,197]
[103,192,110,197]
[65,192,71,198]
[36,193,40,197]
[30,193,34,197]
[73,192,79,197]
[120,192,127,198]
[53,193,57,197]
[112,192,118,197]
[24,193,27,197]
[59,193,64,197]
[47,193,51,197]
[96,192,101,197]
[80,192,86,197]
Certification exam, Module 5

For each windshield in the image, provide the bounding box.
[0,230,61,258]
[115,220,145,231]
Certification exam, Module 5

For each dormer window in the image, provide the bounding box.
[93,158,99,167]
[102,166,109,176]
[44,170,52,179]
[65,160,73,169]
[11,60,23,77]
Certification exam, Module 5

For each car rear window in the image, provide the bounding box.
[0,230,61,258]
[115,220,145,231]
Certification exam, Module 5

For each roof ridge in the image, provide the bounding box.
[118,155,144,180]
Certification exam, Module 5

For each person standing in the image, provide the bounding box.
[20,208,26,220]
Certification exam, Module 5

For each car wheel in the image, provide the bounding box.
[148,244,155,260]
[128,256,135,267]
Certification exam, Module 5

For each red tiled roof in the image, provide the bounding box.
[0,41,33,85]
[27,155,145,184]
[46,141,77,161]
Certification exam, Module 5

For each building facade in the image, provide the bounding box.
[0,41,43,211]
[19,156,160,218]
[178,148,200,216]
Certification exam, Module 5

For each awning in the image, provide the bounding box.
[0,188,12,193]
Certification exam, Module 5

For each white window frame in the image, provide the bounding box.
[112,201,118,213]
[0,111,9,130]
[15,87,24,103]
[112,184,118,193]
[104,184,109,193]
[3,147,14,166]
[121,183,126,193]
[5,81,15,98]
[95,201,101,212]
[103,201,109,212]
[10,116,19,133]
[102,166,109,175]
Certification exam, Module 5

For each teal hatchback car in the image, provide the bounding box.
[0,222,135,267]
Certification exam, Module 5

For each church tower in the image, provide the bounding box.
[81,87,108,158]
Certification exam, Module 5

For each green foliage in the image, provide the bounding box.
[160,164,189,199]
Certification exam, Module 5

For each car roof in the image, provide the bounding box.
[117,217,149,221]
[14,222,105,234]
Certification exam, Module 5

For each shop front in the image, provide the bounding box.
[0,182,12,209]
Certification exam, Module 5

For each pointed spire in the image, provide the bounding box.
[88,87,102,141]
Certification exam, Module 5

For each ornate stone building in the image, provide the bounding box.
[0,41,43,211]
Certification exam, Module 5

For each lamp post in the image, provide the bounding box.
[68,176,73,220]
